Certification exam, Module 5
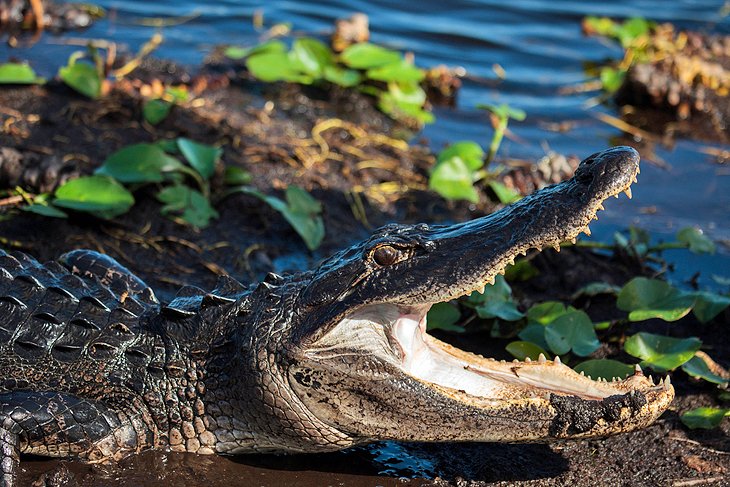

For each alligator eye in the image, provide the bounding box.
[372,245,401,266]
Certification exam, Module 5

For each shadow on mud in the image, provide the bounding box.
[236,442,568,482]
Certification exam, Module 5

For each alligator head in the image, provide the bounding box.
[281,146,673,447]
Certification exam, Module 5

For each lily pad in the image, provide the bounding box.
[544,309,600,357]
[340,42,401,69]
[574,359,634,381]
[681,354,729,385]
[437,141,485,171]
[53,176,134,219]
[0,62,45,84]
[676,227,715,254]
[624,332,701,372]
[291,38,334,77]
[177,138,221,180]
[366,60,424,83]
[429,156,478,203]
[59,60,101,99]
[143,99,172,125]
[691,291,730,323]
[680,407,730,429]
[617,277,695,322]
[157,184,219,228]
[96,143,183,183]
[427,302,465,332]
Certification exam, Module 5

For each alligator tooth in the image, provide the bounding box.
[570,237,577,244]
[553,243,561,252]
[598,203,605,211]
[499,269,505,275]
[583,227,591,236]
[513,359,520,363]
[637,166,641,174]
[553,355,561,365]
[488,276,495,285]
[632,176,638,183]
[580,371,585,376]
[665,375,671,385]
[614,194,619,198]
[648,375,654,385]
[624,188,632,199]
[477,284,485,294]
[508,257,515,265]
[634,364,643,376]
[525,357,532,363]
[593,214,599,221]
[538,353,547,363]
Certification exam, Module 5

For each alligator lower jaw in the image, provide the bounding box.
[390,304,669,403]
[386,303,674,438]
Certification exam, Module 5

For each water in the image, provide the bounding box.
[3,0,729,287]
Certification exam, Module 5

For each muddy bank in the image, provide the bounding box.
[615,25,730,144]
[0,59,728,486]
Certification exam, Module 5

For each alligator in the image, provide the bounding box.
[0,146,673,486]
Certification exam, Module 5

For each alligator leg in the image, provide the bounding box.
[0,425,19,487]
[0,391,152,487]
[58,249,158,305]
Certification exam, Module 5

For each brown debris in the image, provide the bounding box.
[331,13,369,52]
[616,24,730,142]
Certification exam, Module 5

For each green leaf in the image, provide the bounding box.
[427,302,465,332]
[53,176,134,218]
[680,407,730,429]
[545,310,600,357]
[291,37,334,77]
[224,166,252,186]
[340,42,401,69]
[527,301,568,326]
[246,51,311,83]
[681,355,729,385]
[177,138,221,180]
[487,180,521,204]
[96,143,184,183]
[599,67,625,93]
[322,65,362,87]
[58,60,101,99]
[23,203,68,218]
[366,60,424,83]
[574,359,634,381]
[224,40,287,60]
[624,332,702,372]
[0,62,45,84]
[157,184,219,228]
[518,324,549,350]
[437,141,485,171]
[676,227,715,254]
[617,277,695,322]
[429,156,478,203]
[476,300,524,321]
[691,291,730,323]
[242,186,324,251]
[143,99,172,125]
[506,341,549,361]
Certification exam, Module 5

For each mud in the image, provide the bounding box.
[0,60,728,486]
[616,25,730,144]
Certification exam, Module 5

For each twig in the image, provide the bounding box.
[672,476,726,486]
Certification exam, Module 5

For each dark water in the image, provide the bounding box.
[4,0,730,287]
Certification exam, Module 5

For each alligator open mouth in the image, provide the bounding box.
[297,146,674,443]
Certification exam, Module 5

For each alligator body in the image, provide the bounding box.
[0,147,673,486]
